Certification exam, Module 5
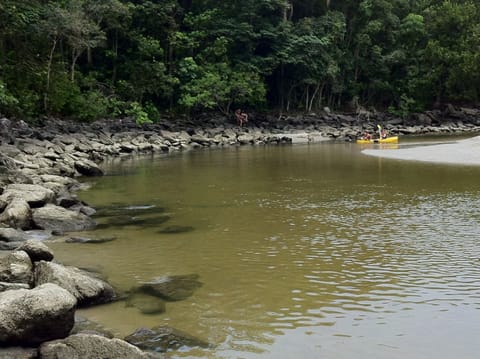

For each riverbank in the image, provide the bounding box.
[363,135,480,165]
[1,107,480,357]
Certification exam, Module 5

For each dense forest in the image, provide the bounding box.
[1,0,479,122]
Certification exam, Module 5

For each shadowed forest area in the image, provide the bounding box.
[1,0,479,122]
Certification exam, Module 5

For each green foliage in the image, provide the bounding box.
[0,80,19,114]
[388,93,418,119]
[126,102,153,125]
[1,0,480,120]
[178,59,266,114]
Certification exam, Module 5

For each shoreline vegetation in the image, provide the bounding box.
[2,1,480,125]
[1,107,480,357]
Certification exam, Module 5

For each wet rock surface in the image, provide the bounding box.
[39,334,162,359]
[124,326,212,353]
[135,274,203,302]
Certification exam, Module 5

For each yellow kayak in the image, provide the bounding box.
[356,136,398,144]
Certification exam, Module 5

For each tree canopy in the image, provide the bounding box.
[1,0,479,121]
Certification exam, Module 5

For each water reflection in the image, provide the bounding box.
[48,141,480,359]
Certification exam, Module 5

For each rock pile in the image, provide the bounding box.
[0,241,158,358]
[0,241,209,358]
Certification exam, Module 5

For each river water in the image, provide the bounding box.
[49,136,480,359]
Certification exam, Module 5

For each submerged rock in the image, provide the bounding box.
[39,334,159,359]
[136,274,202,302]
[70,315,114,338]
[95,215,171,230]
[124,326,211,353]
[125,292,166,315]
[157,225,194,234]
[65,235,117,244]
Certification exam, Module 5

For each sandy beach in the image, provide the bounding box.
[362,135,480,165]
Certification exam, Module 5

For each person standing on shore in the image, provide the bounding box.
[235,109,248,127]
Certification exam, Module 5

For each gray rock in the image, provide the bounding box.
[71,315,114,339]
[136,274,202,302]
[34,261,116,306]
[0,241,24,250]
[0,153,17,173]
[124,326,211,353]
[0,183,55,207]
[125,292,166,315]
[74,159,104,176]
[39,334,160,359]
[0,283,76,346]
[0,198,32,230]
[32,204,96,232]
[40,174,77,187]
[237,134,255,144]
[70,203,97,216]
[57,195,81,208]
[65,236,116,244]
[0,228,29,242]
[0,347,38,359]
[0,281,30,292]
[17,240,54,262]
[0,250,33,285]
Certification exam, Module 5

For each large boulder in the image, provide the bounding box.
[0,283,77,346]
[0,250,33,285]
[32,204,96,232]
[0,198,31,230]
[17,240,54,262]
[0,184,54,208]
[74,159,104,177]
[39,334,160,359]
[34,261,116,306]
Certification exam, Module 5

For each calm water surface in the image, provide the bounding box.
[49,137,480,359]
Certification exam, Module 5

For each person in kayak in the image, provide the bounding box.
[377,124,388,139]
[361,132,373,140]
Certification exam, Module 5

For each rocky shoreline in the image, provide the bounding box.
[1,107,480,358]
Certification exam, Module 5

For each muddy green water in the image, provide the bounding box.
[49,137,480,359]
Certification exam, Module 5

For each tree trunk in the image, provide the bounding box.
[111,30,118,84]
[44,36,57,112]
[308,83,323,112]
